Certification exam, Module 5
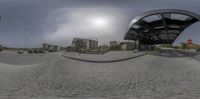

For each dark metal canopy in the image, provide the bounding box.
[124,9,200,44]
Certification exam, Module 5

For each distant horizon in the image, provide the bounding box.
[0,38,136,48]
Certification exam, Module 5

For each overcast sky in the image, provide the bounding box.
[0,0,200,48]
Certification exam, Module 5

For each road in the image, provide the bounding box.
[0,51,200,99]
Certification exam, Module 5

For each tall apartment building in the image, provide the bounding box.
[71,38,98,52]
[71,38,87,52]
[87,39,98,50]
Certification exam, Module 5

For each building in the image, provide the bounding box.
[120,42,135,51]
[87,39,98,51]
[99,45,110,51]
[71,38,87,52]
[124,9,200,50]
[71,38,98,52]
[43,43,51,50]
[58,47,66,51]
[66,46,74,52]
[110,41,118,47]
[42,43,65,52]
[181,42,200,50]
[43,43,54,51]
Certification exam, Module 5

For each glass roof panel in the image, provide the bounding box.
[132,25,140,29]
[143,14,162,22]
[170,14,190,21]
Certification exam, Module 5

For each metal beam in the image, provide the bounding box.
[124,9,200,45]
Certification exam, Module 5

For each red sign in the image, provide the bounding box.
[187,39,192,44]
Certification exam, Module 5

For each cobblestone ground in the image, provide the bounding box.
[0,51,200,99]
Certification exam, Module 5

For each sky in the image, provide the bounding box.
[0,0,200,48]
[174,21,200,45]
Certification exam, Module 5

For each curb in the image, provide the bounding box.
[61,53,147,63]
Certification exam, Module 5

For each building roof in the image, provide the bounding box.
[124,9,200,45]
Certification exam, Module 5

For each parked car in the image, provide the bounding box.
[28,49,45,53]
[38,49,45,53]
[17,50,24,54]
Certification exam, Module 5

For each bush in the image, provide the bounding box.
[197,48,200,52]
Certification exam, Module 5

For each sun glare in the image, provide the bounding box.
[90,17,109,28]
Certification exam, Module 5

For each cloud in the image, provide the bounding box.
[45,8,128,46]
[0,0,200,47]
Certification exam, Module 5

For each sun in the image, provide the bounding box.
[90,17,109,28]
